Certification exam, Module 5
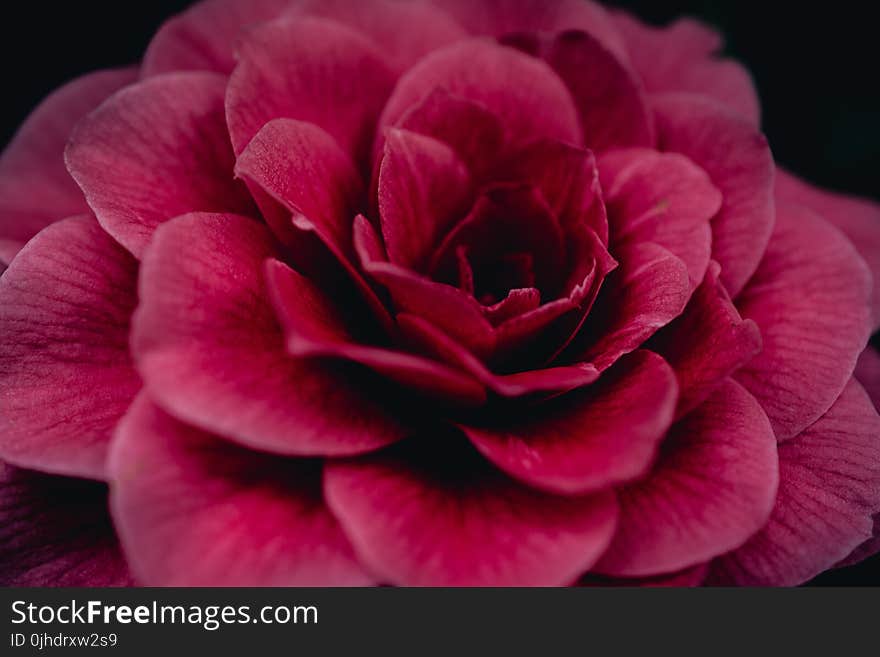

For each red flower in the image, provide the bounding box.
[1,0,879,587]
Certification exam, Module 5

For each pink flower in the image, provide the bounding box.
[1,0,879,587]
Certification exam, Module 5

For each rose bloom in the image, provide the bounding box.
[1,0,878,587]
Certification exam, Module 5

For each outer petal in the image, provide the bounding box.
[378,129,471,270]
[735,202,872,441]
[573,242,690,372]
[295,0,466,73]
[612,14,760,124]
[0,463,132,586]
[595,379,778,577]
[709,379,880,586]
[0,216,140,480]
[652,93,775,296]
[775,168,880,328]
[266,259,486,407]
[0,68,136,253]
[324,435,618,586]
[66,72,255,259]
[462,351,678,495]
[226,15,395,165]
[110,395,372,586]
[378,39,581,150]
[650,261,762,418]
[133,212,406,456]
[142,0,292,76]
[600,148,719,288]
[546,29,654,151]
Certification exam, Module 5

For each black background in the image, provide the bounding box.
[0,1,877,586]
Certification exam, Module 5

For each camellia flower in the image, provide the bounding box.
[1,0,879,587]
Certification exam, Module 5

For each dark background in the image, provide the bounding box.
[0,1,877,585]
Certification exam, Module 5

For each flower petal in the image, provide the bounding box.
[652,93,774,296]
[324,433,618,586]
[546,29,654,151]
[855,346,880,411]
[133,212,406,456]
[595,379,778,577]
[612,14,760,123]
[0,463,132,586]
[0,68,136,254]
[265,259,486,407]
[226,15,395,166]
[462,351,677,495]
[66,72,255,259]
[708,379,880,585]
[110,395,372,586]
[0,215,140,480]
[379,39,581,151]
[142,0,291,76]
[600,147,720,288]
[775,167,880,328]
[650,262,762,418]
[378,129,471,270]
[735,202,872,441]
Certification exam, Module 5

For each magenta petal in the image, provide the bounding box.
[775,167,880,328]
[378,129,471,270]
[0,216,140,480]
[235,118,363,256]
[735,202,872,441]
[0,463,132,586]
[600,147,720,288]
[110,395,371,586]
[324,436,619,586]
[133,212,406,456]
[0,68,136,253]
[142,0,291,76]
[596,379,778,577]
[295,0,466,73]
[463,351,677,494]
[379,39,581,150]
[575,242,690,372]
[265,259,486,407]
[613,14,760,123]
[855,346,880,411]
[226,15,395,165]
[709,379,880,586]
[66,72,255,259]
[651,262,762,418]
[547,29,654,151]
[652,93,774,296]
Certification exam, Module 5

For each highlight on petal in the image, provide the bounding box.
[110,395,372,586]
[652,93,774,296]
[600,147,720,288]
[379,39,581,150]
[462,351,677,494]
[546,29,654,151]
[378,129,471,270]
[709,379,880,586]
[0,68,136,254]
[226,15,395,165]
[66,72,255,258]
[295,0,466,73]
[133,212,406,456]
[0,215,140,480]
[142,0,291,76]
[265,259,486,407]
[775,167,880,328]
[735,202,872,441]
[650,261,762,418]
[325,432,619,586]
[595,379,778,577]
[612,14,761,123]
[0,463,132,586]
